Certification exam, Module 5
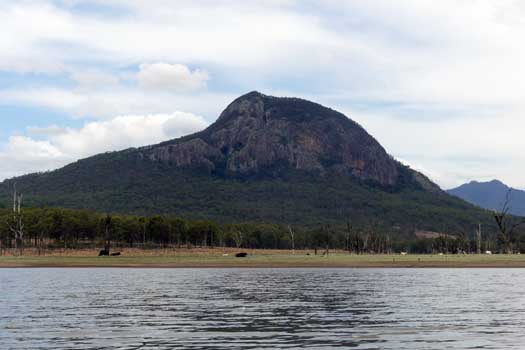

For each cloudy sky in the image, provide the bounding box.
[1,0,524,189]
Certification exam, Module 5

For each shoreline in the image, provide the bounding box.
[2,250,525,268]
[3,265,525,268]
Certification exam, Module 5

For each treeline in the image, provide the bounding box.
[0,207,523,254]
[0,208,400,253]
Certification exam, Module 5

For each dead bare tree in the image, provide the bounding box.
[476,223,482,254]
[233,231,243,248]
[494,189,523,254]
[345,222,352,253]
[142,218,147,246]
[288,225,295,254]
[37,231,46,256]
[103,215,113,254]
[7,185,24,255]
[363,233,370,253]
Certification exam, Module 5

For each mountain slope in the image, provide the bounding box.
[448,180,525,216]
[0,92,494,234]
[142,91,427,187]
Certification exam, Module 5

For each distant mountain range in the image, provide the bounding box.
[448,180,525,216]
[0,91,495,234]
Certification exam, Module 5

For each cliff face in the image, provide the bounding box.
[142,91,400,186]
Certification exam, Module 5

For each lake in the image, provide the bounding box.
[1,268,524,349]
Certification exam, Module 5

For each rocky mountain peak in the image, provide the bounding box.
[214,90,349,128]
[140,92,433,188]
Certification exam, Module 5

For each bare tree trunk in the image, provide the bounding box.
[345,222,352,253]
[288,225,295,254]
[233,231,243,248]
[476,223,482,254]
[494,189,523,254]
[142,219,146,247]
[363,234,369,253]
[8,186,24,256]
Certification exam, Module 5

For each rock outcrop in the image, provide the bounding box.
[142,91,401,186]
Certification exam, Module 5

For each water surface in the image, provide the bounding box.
[1,268,524,349]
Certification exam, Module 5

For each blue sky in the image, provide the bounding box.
[1,0,524,188]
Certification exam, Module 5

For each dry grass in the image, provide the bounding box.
[2,249,525,268]
[0,247,310,257]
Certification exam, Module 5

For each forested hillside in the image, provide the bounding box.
[0,92,499,238]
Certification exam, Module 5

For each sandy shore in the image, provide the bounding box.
[1,249,525,268]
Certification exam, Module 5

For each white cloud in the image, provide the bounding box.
[0,85,235,120]
[0,136,68,180]
[0,88,86,111]
[5,136,63,159]
[49,112,208,156]
[0,112,209,180]
[71,70,120,91]
[137,63,208,92]
[26,125,69,137]
[0,62,217,119]
[348,107,525,189]
[0,1,340,75]
[4,1,525,187]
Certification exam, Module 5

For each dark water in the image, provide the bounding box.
[1,268,524,349]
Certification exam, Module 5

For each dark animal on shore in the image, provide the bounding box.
[235,252,248,258]
[110,252,121,256]
[98,249,110,256]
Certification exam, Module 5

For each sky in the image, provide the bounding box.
[1,0,525,189]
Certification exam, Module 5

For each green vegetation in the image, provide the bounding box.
[0,158,498,236]
[0,204,523,255]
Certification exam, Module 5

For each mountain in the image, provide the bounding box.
[0,91,494,234]
[448,180,525,216]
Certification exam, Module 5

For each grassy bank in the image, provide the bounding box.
[1,249,525,267]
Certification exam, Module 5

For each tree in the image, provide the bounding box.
[494,189,523,254]
[288,225,295,254]
[147,216,170,246]
[187,221,219,248]
[476,223,482,254]
[168,217,187,248]
[345,222,352,252]
[138,217,147,246]
[102,214,114,253]
[233,230,243,248]
[7,185,24,255]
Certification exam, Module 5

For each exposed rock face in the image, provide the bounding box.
[142,91,401,186]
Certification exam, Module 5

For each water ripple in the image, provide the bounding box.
[1,268,525,349]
